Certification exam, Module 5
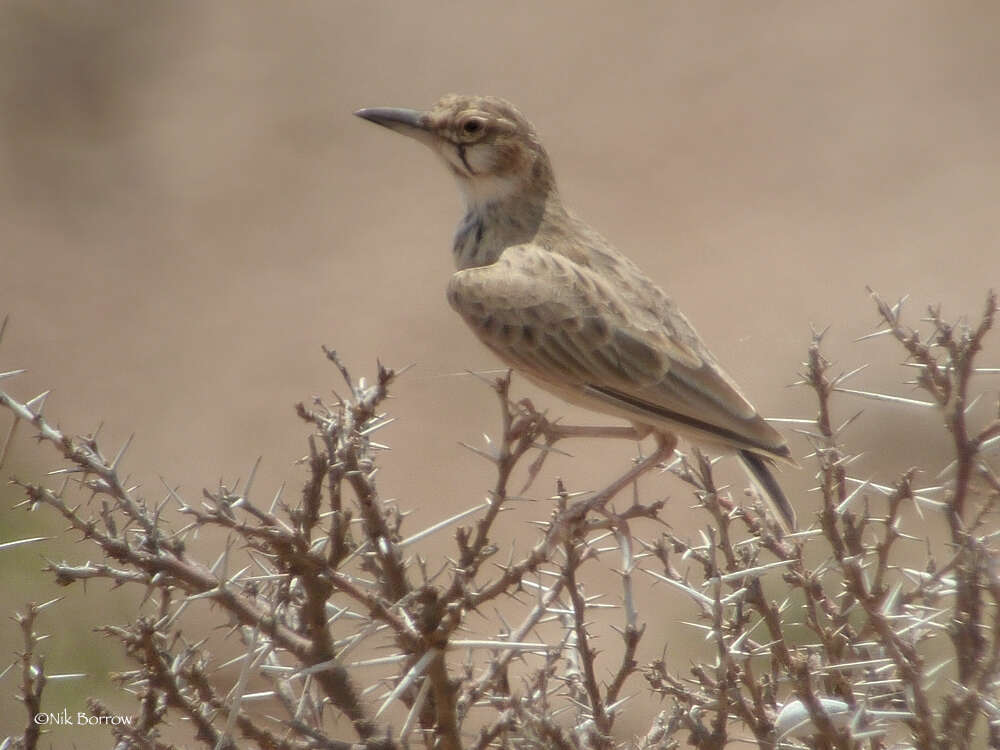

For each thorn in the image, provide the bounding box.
[398,502,489,547]
[398,676,432,744]
[159,477,189,511]
[374,649,437,720]
[269,482,285,515]
[0,536,53,551]
[359,417,396,436]
[0,368,27,382]
[831,363,871,386]
[809,323,832,342]
[110,433,135,471]
[643,569,714,607]
[458,440,498,463]
[24,390,50,416]
[394,362,416,378]
[854,328,894,342]
[890,294,909,317]
[836,477,872,514]
[964,392,983,415]
[834,387,935,408]
[234,456,260,506]
[880,581,903,615]
[46,673,87,682]
[450,639,548,651]
[833,409,865,436]
[0,415,19,470]
[707,559,797,585]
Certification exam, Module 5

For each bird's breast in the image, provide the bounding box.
[452,212,485,269]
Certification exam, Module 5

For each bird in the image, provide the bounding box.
[355,94,797,528]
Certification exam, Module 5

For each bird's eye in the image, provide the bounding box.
[461,118,485,135]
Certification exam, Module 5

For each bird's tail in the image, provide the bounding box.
[737,450,796,530]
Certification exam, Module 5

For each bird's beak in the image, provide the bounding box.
[354,107,436,147]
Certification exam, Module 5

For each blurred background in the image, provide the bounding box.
[1,0,998,744]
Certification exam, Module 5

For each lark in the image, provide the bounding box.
[356,94,797,528]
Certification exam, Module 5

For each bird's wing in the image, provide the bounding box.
[447,244,791,460]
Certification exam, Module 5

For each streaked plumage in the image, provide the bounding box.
[356,94,797,527]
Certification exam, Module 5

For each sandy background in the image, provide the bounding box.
[1,0,998,744]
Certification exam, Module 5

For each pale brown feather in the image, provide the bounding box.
[447,244,792,462]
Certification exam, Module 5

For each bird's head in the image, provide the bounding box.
[355,94,554,208]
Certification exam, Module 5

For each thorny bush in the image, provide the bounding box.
[1,291,998,750]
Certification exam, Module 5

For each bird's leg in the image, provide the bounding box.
[653,430,678,457]
[541,424,648,441]
[573,437,676,519]
[520,423,644,493]
[520,420,675,495]
[513,397,651,443]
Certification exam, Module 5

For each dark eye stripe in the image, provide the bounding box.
[456,144,476,175]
